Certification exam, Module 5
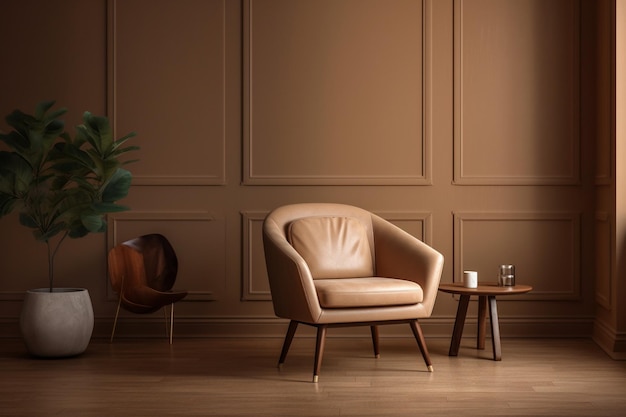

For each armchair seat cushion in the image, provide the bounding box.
[314,277,423,308]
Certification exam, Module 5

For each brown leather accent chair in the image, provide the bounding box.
[108,234,187,343]
[263,203,444,382]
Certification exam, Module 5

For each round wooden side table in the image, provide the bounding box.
[438,283,532,361]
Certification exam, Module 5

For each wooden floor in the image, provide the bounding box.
[0,336,625,417]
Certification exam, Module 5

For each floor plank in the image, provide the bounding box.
[0,337,624,416]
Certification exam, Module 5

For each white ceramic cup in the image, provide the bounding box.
[463,270,478,288]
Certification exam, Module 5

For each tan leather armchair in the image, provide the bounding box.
[263,203,444,382]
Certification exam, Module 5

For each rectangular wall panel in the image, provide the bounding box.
[244,0,432,185]
[108,0,226,185]
[375,211,432,244]
[242,212,271,301]
[453,212,581,300]
[453,0,580,185]
[595,212,612,309]
[593,0,614,185]
[108,212,225,301]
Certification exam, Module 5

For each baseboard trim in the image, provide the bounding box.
[0,316,596,340]
[593,319,626,360]
[96,316,595,340]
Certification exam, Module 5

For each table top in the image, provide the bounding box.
[438,282,533,296]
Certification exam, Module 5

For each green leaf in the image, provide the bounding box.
[56,141,95,173]
[111,145,141,160]
[102,168,132,202]
[0,130,28,151]
[97,218,107,233]
[110,133,138,154]
[19,212,39,229]
[68,223,89,239]
[0,152,34,195]
[80,213,104,233]
[44,108,68,123]
[0,194,17,217]
[5,110,35,135]
[38,222,66,242]
[34,100,56,119]
[81,112,113,154]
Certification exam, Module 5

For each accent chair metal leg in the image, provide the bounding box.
[169,303,174,344]
[163,307,170,340]
[110,295,122,343]
[161,303,175,344]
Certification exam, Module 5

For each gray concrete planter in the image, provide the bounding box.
[20,288,94,358]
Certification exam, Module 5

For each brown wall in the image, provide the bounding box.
[0,0,620,345]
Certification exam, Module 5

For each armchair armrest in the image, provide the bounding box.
[371,215,444,315]
[263,218,322,323]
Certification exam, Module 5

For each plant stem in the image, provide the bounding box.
[46,240,53,292]
[46,231,69,292]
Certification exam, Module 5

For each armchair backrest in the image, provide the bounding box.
[109,234,178,293]
[287,216,374,279]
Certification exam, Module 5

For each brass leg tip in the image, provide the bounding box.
[313,375,319,383]
[277,363,283,370]
[375,354,380,359]
[427,365,434,372]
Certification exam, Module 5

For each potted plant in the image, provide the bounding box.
[0,101,138,357]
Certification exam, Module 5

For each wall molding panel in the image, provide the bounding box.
[107,0,227,186]
[453,211,581,301]
[593,0,614,186]
[453,0,581,185]
[241,211,271,301]
[107,211,224,302]
[594,212,612,310]
[374,211,433,245]
[243,0,433,185]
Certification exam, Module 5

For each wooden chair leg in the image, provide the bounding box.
[410,320,434,372]
[370,325,380,358]
[313,325,327,383]
[278,321,298,368]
